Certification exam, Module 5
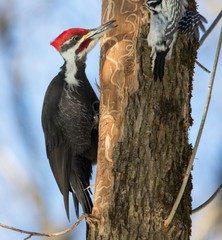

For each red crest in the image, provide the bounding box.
[50,28,89,51]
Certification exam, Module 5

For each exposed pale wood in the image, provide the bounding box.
[92,0,148,228]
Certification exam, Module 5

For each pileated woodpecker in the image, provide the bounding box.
[42,20,117,220]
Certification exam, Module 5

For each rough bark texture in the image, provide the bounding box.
[89,0,198,239]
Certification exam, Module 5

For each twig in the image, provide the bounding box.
[0,213,88,239]
[199,10,222,47]
[24,235,34,240]
[191,184,222,215]
[84,184,95,190]
[24,236,32,240]
[196,11,222,73]
[164,27,222,228]
[195,60,211,73]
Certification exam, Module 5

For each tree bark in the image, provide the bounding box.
[89,0,198,239]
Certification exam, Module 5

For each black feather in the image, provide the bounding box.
[42,59,98,227]
[153,49,169,81]
[178,10,207,39]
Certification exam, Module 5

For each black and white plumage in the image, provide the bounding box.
[42,21,117,223]
[178,10,207,39]
[144,0,207,81]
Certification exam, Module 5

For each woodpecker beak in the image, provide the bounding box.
[73,20,117,54]
[84,20,117,40]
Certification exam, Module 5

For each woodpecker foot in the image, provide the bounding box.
[85,214,100,226]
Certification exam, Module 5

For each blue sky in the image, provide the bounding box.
[0,0,221,239]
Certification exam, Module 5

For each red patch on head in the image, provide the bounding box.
[77,39,92,53]
[50,28,89,51]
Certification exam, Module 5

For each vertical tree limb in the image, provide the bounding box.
[90,0,196,239]
[92,0,147,232]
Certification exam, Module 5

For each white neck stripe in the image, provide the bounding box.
[62,49,79,86]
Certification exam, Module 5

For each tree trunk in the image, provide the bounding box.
[89,0,198,239]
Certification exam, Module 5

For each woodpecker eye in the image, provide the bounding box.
[71,35,80,41]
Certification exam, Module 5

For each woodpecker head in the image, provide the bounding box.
[51,20,117,61]
[143,0,162,14]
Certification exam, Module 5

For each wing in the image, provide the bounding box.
[178,10,207,39]
[41,74,72,218]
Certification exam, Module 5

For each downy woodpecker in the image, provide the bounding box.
[42,20,117,221]
[144,0,207,81]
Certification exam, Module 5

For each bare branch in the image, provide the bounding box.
[195,60,211,73]
[195,11,222,73]
[199,10,222,46]
[164,27,222,228]
[0,214,88,239]
[191,184,222,215]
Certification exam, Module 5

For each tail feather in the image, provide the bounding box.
[153,50,169,81]
[70,174,93,237]
[70,170,93,217]
[72,193,80,218]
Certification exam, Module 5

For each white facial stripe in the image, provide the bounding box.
[60,37,100,86]
[62,48,79,86]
